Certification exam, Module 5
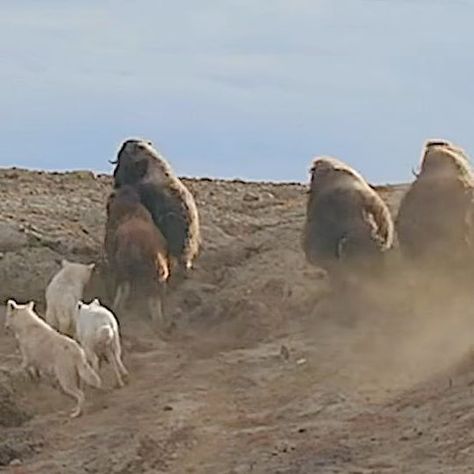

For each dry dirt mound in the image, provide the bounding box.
[0,373,30,428]
[0,367,40,468]
[1,168,474,473]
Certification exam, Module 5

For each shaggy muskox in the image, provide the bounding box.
[302,156,394,276]
[104,185,170,330]
[396,139,474,273]
[110,139,200,274]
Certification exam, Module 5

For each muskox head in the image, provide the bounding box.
[417,139,472,180]
[309,156,366,191]
[110,139,153,187]
[110,138,173,188]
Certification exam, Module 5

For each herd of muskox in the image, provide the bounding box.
[4,136,474,417]
[303,139,474,286]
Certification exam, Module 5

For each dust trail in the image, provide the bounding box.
[304,262,474,395]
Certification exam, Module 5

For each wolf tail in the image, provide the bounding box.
[97,325,114,347]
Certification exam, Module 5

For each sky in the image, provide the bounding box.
[1,0,473,184]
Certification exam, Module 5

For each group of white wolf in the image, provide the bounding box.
[5,259,128,418]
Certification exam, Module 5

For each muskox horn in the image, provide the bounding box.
[411,167,419,178]
[109,159,118,165]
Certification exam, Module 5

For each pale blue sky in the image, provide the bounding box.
[1,0,473,183]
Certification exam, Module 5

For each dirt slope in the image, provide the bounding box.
[0,168,473,473]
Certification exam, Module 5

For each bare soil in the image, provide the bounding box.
[0,168,474,473]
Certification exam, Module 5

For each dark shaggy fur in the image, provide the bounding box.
[396,140,474,271]
[302,157,394,274]
[111,139,201,272]
[104,185,170,329]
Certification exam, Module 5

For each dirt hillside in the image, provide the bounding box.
[0,168,473,474]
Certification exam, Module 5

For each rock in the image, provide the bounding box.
[0,223,28,252]
[0,375,31,428]
[72,170,97,180]
[180,288,203,310]
[262,278,289,299]
[280,345,290,361]
[243,192,259,202]
[0,247,61,304]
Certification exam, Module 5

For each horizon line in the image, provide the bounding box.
[0,165,406,189]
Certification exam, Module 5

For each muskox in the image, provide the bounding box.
[104,185,171,331]
[302,156,394,278]
[396,139,474,274]
[110,139,200,274]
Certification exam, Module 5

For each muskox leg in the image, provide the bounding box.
[159,283,173,330]
[104,269,117,309]
[150,286,174,334]
[147,295,163,332]
[113,282,130,315]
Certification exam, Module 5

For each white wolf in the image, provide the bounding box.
[45,259,95,336]
[5,299,102,418]
[75,299,129,388]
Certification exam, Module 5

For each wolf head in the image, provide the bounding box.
[5,299,35,331]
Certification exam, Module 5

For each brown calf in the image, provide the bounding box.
[104,185,170,330]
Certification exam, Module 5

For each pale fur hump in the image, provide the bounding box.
[396,139,474,274]
[418,139,474,183]
[303,155,394,275]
